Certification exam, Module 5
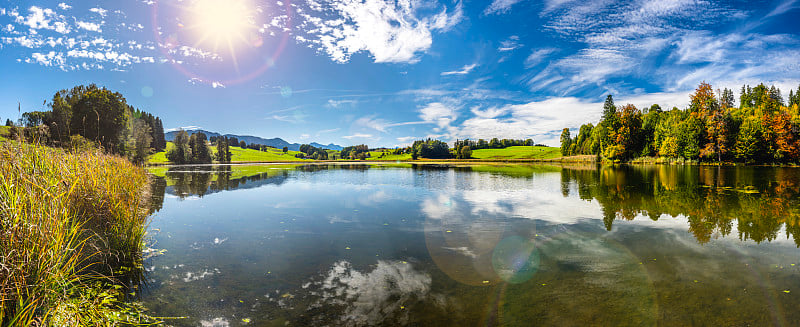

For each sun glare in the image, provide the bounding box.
[187,0,255,62]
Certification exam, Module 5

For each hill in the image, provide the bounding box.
[164,129,343,151]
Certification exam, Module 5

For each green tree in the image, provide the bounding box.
[460,146,472,159]
[282,146,288,153]
[560,128,572,156]
[215,136,231,162]
[189,132,212,163]
[69,88,130,154]
[735,116,763,162]
[130,118,152,164]
[167,130,190,163]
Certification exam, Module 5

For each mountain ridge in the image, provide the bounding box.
[164,129,343,151]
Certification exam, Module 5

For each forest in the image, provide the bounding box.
[8,84,166,163]
[560,83,800,163]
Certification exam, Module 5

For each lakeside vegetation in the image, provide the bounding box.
[560,82,800,164]
[0,142,159,325]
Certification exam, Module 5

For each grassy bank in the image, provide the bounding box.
[0,142,160,325]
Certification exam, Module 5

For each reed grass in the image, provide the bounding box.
[0,141,161,325]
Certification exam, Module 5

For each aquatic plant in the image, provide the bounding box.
[0,141,161,325]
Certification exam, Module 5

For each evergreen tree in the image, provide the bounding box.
[560,128,572,156]
[167,130,189,163]
[602,95,616,122]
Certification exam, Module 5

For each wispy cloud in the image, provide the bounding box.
[441,63,477,76]
[524,48,557,68]
[326,99,358,109]
[355,115,427,133]
[316,128,341,137]
[498,35,522,52]
[520,0,800,96]
[484,0,524,15]
[343,133,374,140]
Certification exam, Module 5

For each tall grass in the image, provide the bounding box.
[0,141,160,325]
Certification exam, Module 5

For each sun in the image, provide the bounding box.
[186,0,256,64]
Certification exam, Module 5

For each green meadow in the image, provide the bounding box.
[148,141,309,164]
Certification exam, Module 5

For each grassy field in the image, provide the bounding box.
[148,143,562,164]
[366,150,413,161]
[470,146,561,160]
[148,142,310,164]
[0,142,159,324]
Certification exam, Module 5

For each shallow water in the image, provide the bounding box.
[143,163,800,326]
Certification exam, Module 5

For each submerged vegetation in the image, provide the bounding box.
[0,142,160,325]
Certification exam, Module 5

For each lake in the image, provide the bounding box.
[142,163,800,326]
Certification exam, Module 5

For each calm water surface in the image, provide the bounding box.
[143,164,800,326]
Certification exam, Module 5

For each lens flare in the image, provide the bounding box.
[491,236,540,284]
[189,0,253,52]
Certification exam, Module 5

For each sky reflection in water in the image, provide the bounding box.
[143,164,800,326]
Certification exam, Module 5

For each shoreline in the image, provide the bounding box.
[145,155,800,168]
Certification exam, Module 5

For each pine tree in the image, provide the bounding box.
[602,95,615,122]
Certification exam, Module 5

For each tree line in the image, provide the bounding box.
[9,84,166,163]
[560,82,800,163]
[298,144,329,160]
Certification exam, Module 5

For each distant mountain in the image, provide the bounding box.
[164,129,343,151]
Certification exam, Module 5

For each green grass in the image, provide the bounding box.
[0,125,10,139]
[148,144,562,163]
[469,146,561,160]
[147,142,310,164]
[366,150,413,161]
[0,142,161,325]
[226,146,308,162]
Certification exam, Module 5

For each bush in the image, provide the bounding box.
[0,143,159,324]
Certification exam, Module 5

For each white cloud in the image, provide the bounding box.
[766,0,800,18]
[441,63,477,76]
[498,35,522,52]
[13,6,71,34]
[445,93,691,146]
[89,8,108,17]
[297,0,463,63]
[326,99,358,109]
[527,0,773,95]
[484,0,524,15]
[76,21,102,32]
[57,3,71,10]
[343,133,374,140]
[212,82,226,89]
[419,102,458,130]
[312,260,434,326]
[355,116,391,132]
[524,48,557,68]
[165,126,203,132]
[27,51,65,67]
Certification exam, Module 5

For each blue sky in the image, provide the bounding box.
[1,0,799,147]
